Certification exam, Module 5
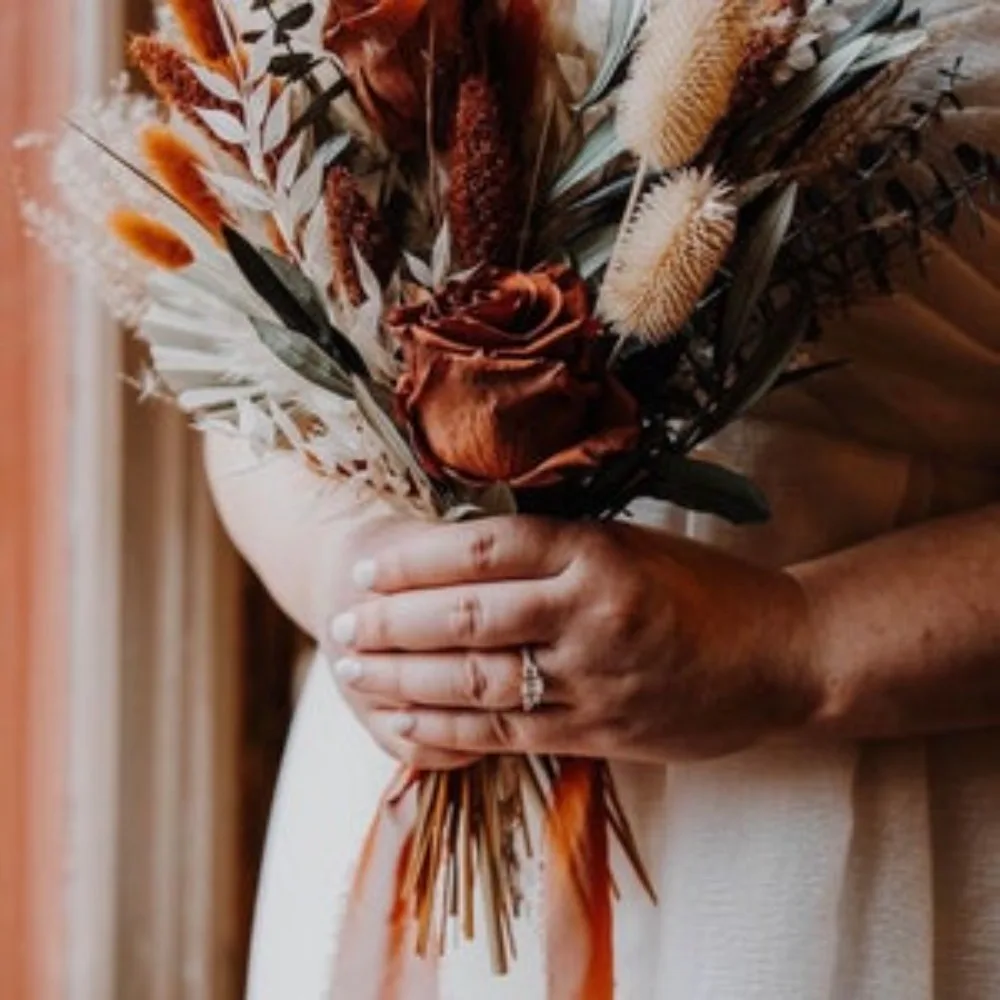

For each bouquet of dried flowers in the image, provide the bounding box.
[21,0,998,994]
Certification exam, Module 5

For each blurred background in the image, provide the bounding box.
[1,0,302,996]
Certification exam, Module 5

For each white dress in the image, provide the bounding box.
[247,3,1000,997]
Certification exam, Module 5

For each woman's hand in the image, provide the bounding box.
[327,517,821,768]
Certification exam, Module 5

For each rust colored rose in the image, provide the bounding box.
[389,266,640,489]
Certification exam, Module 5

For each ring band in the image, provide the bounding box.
[520,646,545,713]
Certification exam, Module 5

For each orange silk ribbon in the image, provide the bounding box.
[330,774,441,999]
[331,760,613,999]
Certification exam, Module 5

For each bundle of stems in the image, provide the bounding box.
[404,756,653,974]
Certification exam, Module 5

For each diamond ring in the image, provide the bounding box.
[520,646,545,713]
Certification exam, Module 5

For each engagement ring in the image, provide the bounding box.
[520,646,545,713]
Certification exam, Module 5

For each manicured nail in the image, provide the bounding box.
[335,658,362,684]
[352,559,377,591]
[391,713,416,738]
[330,612,357,646]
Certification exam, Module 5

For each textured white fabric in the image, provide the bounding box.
[247,3,1000,997]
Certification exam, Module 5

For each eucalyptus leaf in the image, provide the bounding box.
[276,2,314,32]
[719,183,799,367]
[642,454,771,525]
[250,316,352,397]
[573,0,646,112]
[549,117,625,202]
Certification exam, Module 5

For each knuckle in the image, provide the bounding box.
[467,526,498,574]
[460,653,490,707]
[450,593,485,642]
[487,712,517,750]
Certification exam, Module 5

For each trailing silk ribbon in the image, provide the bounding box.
[331,760,614,999]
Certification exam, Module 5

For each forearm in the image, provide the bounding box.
[791,504,1000,741]
[203,432,406,640]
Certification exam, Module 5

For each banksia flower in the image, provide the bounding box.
[617,0,753,169]
[324,167,398,306]
[448,77,520,269]
[139,126,231,238]
[107,209,195,270]
[129,36,241,154]
[601,169,735,342]
[165,0,230,63]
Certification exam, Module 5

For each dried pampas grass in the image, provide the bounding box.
[107,208,196,269]
[617,0,753,169]
[601,168,735,342]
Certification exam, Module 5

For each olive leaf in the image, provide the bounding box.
[250,316,352,397]
[719,182,799,367]
[548,118,625,202]
[641,454,771,525]
[573,0,646,112]
[221,225,368,376]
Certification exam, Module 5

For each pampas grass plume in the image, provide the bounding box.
[617,0,753,169]
[601,168,735,341]
[107,208,195,270]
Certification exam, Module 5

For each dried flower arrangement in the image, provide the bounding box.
[19,0,999,993]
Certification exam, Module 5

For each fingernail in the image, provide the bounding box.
[330,612,357,646]
[352,559,377,591]
[335,658,362,684]
[391,713,416,738]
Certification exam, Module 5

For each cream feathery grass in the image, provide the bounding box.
[601,168,736,342]
[617,0,754,169]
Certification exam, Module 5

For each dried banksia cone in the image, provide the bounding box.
[601,169,735,342]
[107,209,195,270]
[165,0,230,63]
[448,77,520,269]
[324,167,398,307]
[129,36,241,154]
[139,126,231,238]
[617,0,753,169]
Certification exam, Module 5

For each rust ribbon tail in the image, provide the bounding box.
[330,773,440,1000]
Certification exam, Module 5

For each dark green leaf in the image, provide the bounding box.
[222,226,369,376]
[250,317,351,397]
[719,183,799,367]
[276,2,314,32]
[288,78,352,141]
[642,455,771,525]
[269,52,320,79]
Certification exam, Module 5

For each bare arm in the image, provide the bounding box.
[794,504,1000,741]
[203,431,409,639]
